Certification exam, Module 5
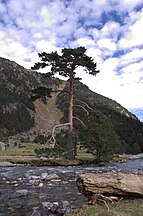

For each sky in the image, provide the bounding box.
[0,0,143,122]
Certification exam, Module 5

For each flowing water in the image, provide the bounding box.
[0,158,143,216]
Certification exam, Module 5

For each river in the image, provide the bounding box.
[0,158,143,216]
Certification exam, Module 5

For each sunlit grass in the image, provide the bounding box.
[76,148,94,160]
[66,199,143,216]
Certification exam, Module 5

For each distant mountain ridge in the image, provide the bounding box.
[0,57,143,154]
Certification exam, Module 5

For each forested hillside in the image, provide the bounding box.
[0,57,143,154]
[0,57,61,136]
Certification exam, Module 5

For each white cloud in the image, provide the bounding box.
[85,47,103,68]
[100,21,120,39]
[33,33,43,39]
[77,52,143,109]
[77,37,95,47]
[40,6,53,26]
[122,61,143,73]
[122,0,142,8]
[97,38,117,51]
[119,9,143,48]
[35,39,58,53]
[120,48,143,65]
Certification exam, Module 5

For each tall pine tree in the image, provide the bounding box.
[32,47,99,160]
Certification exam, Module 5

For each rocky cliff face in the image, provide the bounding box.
[0,57,143,153]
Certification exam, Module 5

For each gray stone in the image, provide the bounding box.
[42,202,53,209]
[50,202,59,213]
[30,209,41,216]
[57,201,71,214]
[0,162,16,167]
[42,201,71,215]
[16,189,29,196]
[29,175,40,180]
[44,174,60,181]
[41,172,48,180]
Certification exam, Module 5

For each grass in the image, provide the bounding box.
[0,144,95,165]
[0,142,46,156]
[0,142,47,164]
[0,143,140,166]
[65,199,143,216]
[76,148,94,160]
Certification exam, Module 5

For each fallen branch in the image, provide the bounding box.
[88,194,120,211]
[51,89,70,94]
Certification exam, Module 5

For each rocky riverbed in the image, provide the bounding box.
[0,157,143,216]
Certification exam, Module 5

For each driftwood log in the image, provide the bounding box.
[77,172,143,200]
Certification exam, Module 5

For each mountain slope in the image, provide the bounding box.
[0,57,143,153]
[0,57,61,137]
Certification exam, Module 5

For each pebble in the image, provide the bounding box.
[30,210,41,216]
[37,183,44,188]
[16,189,29,196]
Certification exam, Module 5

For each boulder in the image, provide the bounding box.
[77,172,143,198]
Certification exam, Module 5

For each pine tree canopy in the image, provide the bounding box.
[31,46,99,78]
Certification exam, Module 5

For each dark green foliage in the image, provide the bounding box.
[0,100,34,136]
[31,86,52,101]
[33,134,48,144]
[79,110,121,162]
[35,130,68,158]
[108,110,143,153]
[0,58,37,135]
[35,147,67,158]
[32,47,99,78]
[0,132,8,142]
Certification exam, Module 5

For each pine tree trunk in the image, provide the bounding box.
[67,71,75,160]
[96,148,101,163]
[74,141,77,156]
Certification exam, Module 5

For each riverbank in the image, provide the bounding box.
[0,153,143,167]
[65,198,143,216]
[0,155,96,166]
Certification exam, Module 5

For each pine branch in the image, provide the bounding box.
[73,116,86,127]
[48,123,70,147]
[51,89,70,94]
[74,104,89,115]
[74,99,92,110]
[31,86,70,101]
